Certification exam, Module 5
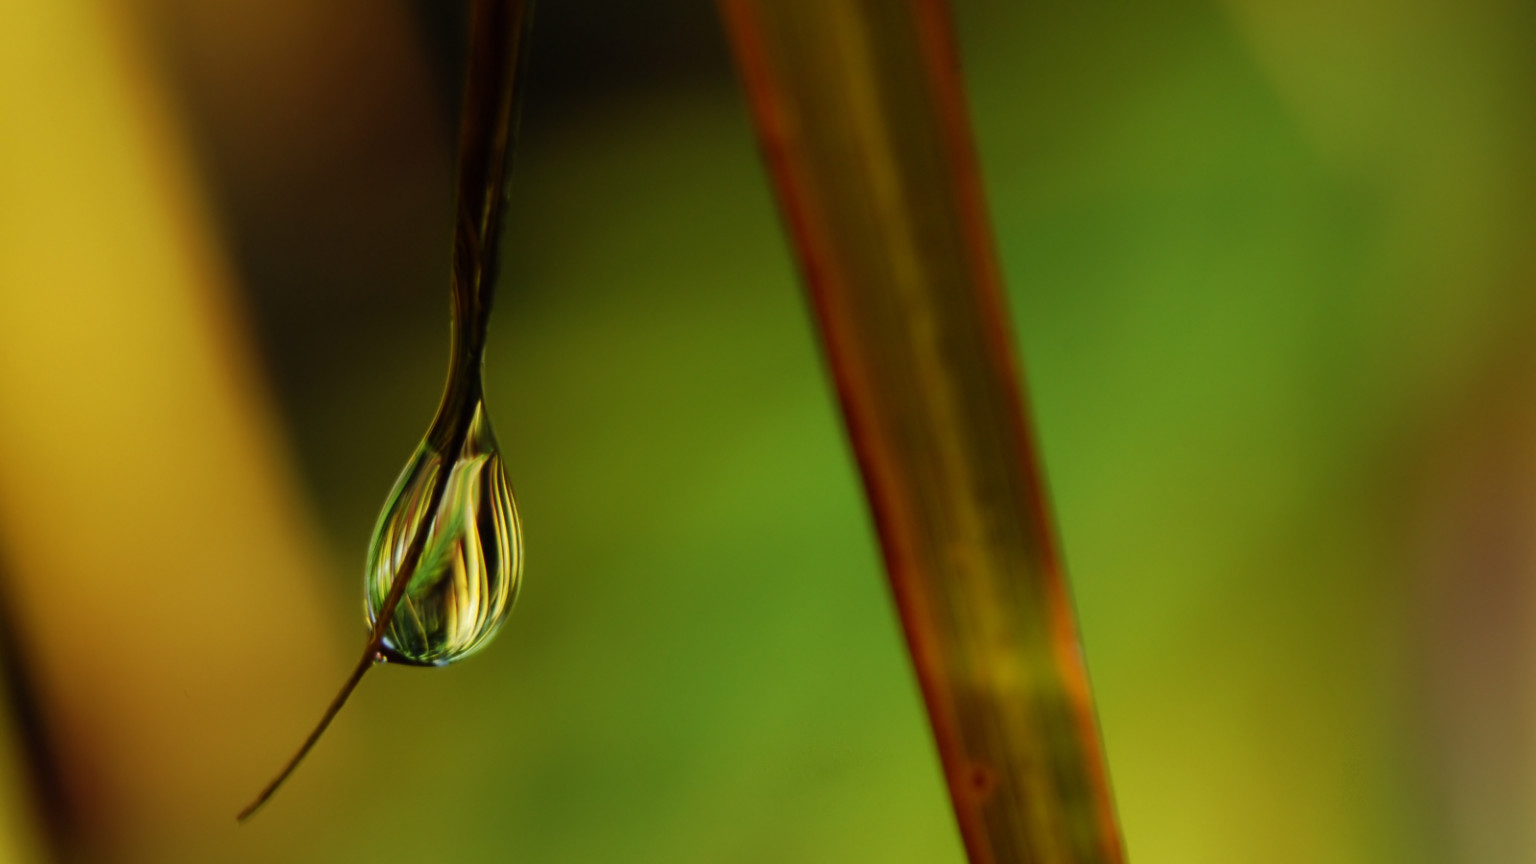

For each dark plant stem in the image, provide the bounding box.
[237,0,532,822]
[235,645,379,821]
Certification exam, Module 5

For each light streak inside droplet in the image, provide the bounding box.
[364,402,523,666]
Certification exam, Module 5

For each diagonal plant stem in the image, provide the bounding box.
[236,0,532,822]
[717,1,1125,861]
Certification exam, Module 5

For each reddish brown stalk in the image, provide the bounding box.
[236,0,532,822]
[717,1,1125,861]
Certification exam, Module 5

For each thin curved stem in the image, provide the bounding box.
[237,416,468,822]
[236,0,532,822]
[236,646,378,822]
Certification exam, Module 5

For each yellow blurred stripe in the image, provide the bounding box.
[0,0,341,851]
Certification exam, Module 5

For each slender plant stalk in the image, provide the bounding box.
[717,2,1125,861]
[237,0,532,822]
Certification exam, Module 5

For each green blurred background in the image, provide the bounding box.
[2,0,1535,862]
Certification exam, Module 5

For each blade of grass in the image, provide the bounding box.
[236,0,532,821]
[716,2,1125,861]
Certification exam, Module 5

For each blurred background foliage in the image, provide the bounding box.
[1,0,1535,862]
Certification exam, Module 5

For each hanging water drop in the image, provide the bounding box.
[366,402,523,666]
[239,0,534,821]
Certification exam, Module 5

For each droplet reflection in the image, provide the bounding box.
[364,402,523,666]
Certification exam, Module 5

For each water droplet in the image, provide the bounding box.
[364,402,523,666]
